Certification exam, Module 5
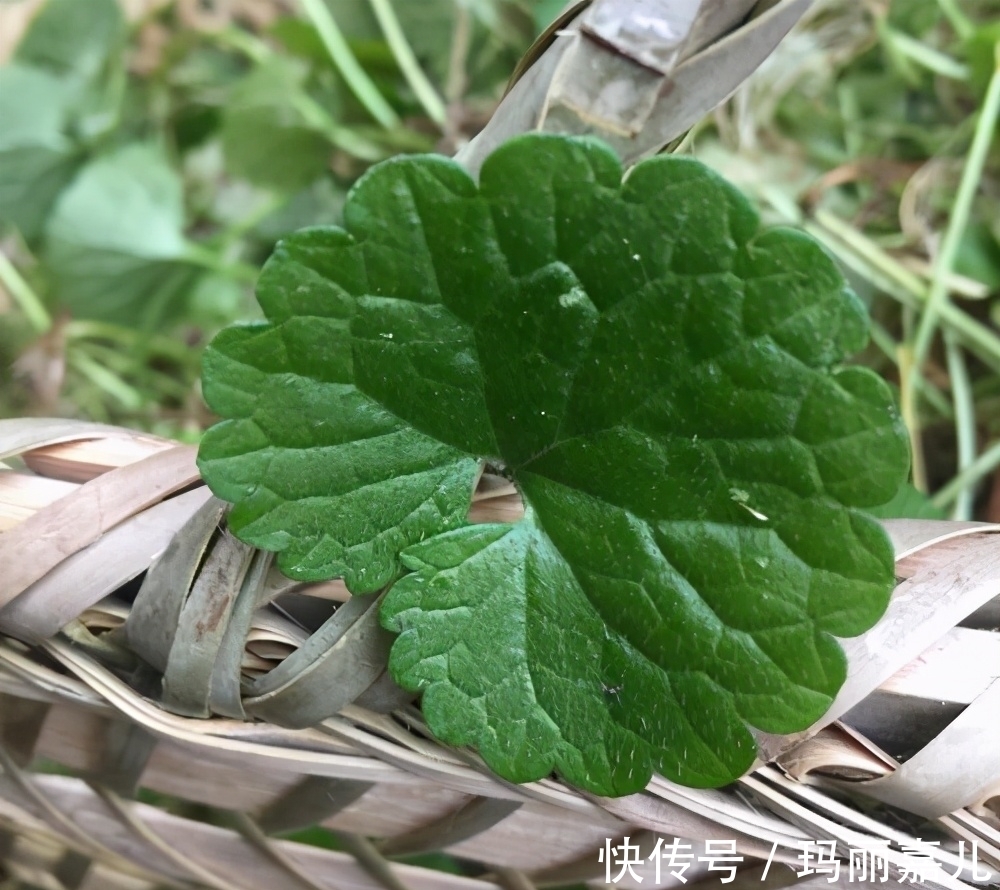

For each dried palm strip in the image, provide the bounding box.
[0,418,145,463]
[458,0,813,172]
[748,767,998,886]
[0,822,176,890]
[778,723,895,782]
[0,445,200,608]
[0,473,76,532]
[0,421,175,533]
[161,530,257,718]
[0,487,214,642]
[21,434,176,483]
[600,775,812,861]
[26,639,412,783]
[0,745,174,886]
[741,771,975,890]
[1,653,642,873]
[850,678,1000,819]
[939,811,1000,870]
[874,626,999,706]
[0,772,506,890]
[122,495,228,672]
[885,519,1000,558]
[29,636,614,830]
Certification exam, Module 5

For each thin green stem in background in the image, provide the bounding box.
[911,47,1000,382]
[298,0,400,129]
[932,438,1000,509]
[811,211,1000,372]
[289,92,387,161]
[0,251,50,334]
[869,320,953,419]
[65,320,193,364]
[184,243,259,285]
[813,209,926,299]
[215,26,271,63]
[935,0,975,39]
[943,331,976,519]
[883,26,969,81]
[68,350,144,410]
[368,0,447,127]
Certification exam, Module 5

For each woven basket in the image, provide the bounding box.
[0,420,998,890]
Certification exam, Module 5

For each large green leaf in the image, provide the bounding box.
[199,134,909,793]
[44,144,197,326]
[0,64,80,239]
[14,0,124,85]
[221,59,333,192]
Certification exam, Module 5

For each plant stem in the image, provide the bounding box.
[812,209,925,297]
[944,332,976,519]
[298,0,400,130]
[216,26,271,63]
[911,48,1000,384]
[368,0,447,127]
[65,320,193,363]
[0,251,50,334]
[184,243,259,284]
[935,0,975,39]
[869,320,952,418]
[68,350,144,410]
[931,438,1000,509]
[897,343,928,492]
[809,212,1000,372]
[289,92,387,161]
[883,26,969,81]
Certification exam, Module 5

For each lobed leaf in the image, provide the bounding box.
[199,134,909,793]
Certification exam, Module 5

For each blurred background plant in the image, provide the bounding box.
[0,0,556,436]
[0,0,998,507]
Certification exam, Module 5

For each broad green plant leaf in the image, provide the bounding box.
[221,59,333,192]
[14,0,124,85]
[199,134,909,793]
[44,144,197,327]
[0,64,80,239]
[867,482,944,521]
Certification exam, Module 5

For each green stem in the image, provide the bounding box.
[935,0,975,39]
[215,194,287,251]
[368,0,447,127]
[65,320,190,359]
[931,438,1000,509]
[215,26,271,63]
[80,342,192,399]
[911,48,1000,377]
[289,92,387,161]
[184,243,259,284]
[883,26,969,80]
[869,320,952,418]
[943,332,976,519]
[812,209,926,298]
[809,213,1000,372]
[298,0,400,129]
[0,251,50,334]
[68,349,144,410]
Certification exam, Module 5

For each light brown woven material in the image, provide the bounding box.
[1,419,998,890]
